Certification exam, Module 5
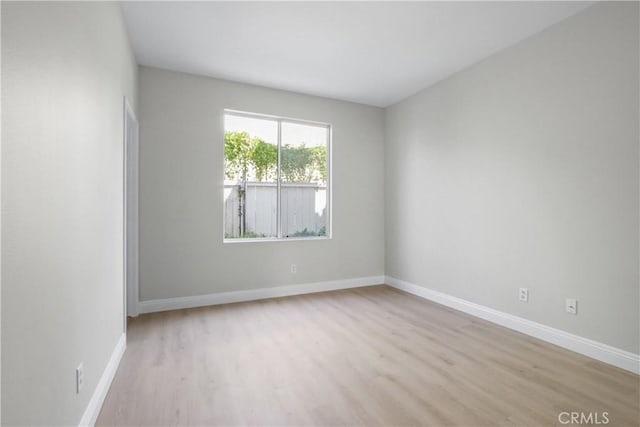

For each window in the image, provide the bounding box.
[223,111,331,241]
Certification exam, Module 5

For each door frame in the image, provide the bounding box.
[123,96,139,330]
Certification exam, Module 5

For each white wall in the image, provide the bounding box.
[1,2,137,425]
[139,66,384,301]
[385,1,639,354]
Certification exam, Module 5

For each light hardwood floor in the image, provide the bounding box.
[97,285,639,426]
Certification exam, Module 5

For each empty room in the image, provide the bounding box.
[1,1,639,426]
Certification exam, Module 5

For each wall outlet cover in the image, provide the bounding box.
[76,363,84,393]
[519,288,528,302]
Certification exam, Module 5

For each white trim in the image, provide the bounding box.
[223,236,330,244]
[78,333,126,427]
[276,118,282,238]
[124,97,139,319]
[138,276,385,314]
[385,276,640,375]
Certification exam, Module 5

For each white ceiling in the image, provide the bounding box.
[121,1,593,107]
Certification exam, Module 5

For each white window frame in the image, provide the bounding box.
[223,109,332,242]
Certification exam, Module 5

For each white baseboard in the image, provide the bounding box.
[136,275,639,374]
[138,275,386,314]
[385,276,640,375]
[78,333,127,427]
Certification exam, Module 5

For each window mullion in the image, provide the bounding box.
[276,119,282,239]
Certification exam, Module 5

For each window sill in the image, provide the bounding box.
[223,236,331,244]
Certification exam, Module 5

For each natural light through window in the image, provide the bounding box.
[223,111,331,241]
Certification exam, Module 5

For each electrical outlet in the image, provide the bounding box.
[566,298,577,315]
[290,264,297,274]
[519,288,528,302]
[76,363,84,394]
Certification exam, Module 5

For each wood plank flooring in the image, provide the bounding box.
[96,285,639,426]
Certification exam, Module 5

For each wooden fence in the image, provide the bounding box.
[224,182,327,238]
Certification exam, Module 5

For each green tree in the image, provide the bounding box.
[281,144,311,182]
[225,131,279,182]
[224,132,326,184]
[251,139,277,181]
[224,131,252,180]
[281,144,326,183]
[309,145,327,182]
